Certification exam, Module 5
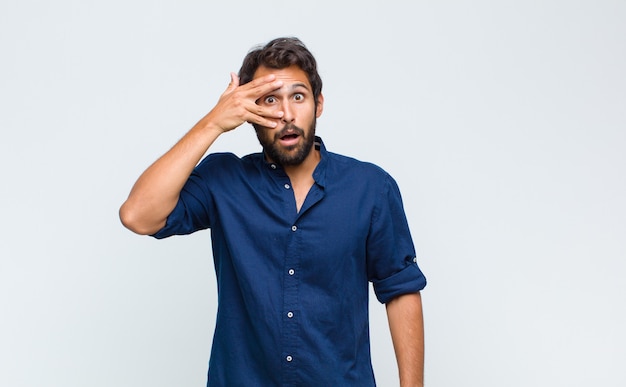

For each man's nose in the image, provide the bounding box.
[281,102,295,123]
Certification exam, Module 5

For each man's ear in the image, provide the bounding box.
[316,93,324,118]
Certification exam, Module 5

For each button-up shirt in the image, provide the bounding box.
[153,138,426,386]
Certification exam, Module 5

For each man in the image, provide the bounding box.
[120,37,426,386]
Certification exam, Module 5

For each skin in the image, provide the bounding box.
[119,64,424,385]
[387,292,425,387]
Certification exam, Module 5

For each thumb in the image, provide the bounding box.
[226,72,240,92]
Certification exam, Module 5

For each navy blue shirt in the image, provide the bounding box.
[153,138,426,386]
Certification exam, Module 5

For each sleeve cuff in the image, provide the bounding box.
[372,263,427,304]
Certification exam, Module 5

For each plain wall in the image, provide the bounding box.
[1,0,625,386]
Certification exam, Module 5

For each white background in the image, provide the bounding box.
[1,1,625,386]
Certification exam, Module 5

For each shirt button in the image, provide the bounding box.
[288,269,295,275]
[270,164,277,169]
[287,311,294,318]
[291,225,297,232]
[284,183,290,189]
[286,355,293,362]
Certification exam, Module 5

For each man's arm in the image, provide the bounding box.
[386,292,424,387]
[119,73,284,235]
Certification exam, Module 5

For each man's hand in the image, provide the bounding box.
[204,73,284,133]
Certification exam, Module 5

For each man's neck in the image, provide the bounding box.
[283,148,320,182]
[283,149,321,213]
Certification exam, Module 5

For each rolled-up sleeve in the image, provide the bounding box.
[152,155,219,239]
[367,175,427,304]
[372,263,426,304]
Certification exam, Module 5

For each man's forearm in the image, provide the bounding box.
[386,292,424,387]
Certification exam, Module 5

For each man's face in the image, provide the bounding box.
[253,65,324,166]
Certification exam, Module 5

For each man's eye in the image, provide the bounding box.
[294,93,304,101]
[264,96,276,104]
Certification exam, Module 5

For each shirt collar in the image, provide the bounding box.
[312,136,328,188]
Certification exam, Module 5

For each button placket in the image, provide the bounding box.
[282,214,300,382]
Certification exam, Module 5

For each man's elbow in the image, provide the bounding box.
[119,201,161,236]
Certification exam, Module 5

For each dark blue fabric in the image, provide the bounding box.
[153,138,426,386]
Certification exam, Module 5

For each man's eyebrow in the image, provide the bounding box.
[290,82,310,91]
[266,82,310,95]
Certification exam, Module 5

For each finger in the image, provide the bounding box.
[246,113,280,128]
[243,99,284,119]
[241,74,283,97]
[250,106,285,126]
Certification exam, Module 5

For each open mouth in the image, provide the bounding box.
[278,133,301,147]
[277,125,303,146]
[280,133,300,141]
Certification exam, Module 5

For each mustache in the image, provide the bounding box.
[275,124,305,139]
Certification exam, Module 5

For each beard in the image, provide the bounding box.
[255,118,316,166]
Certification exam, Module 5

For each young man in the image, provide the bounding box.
[120,37,426,386]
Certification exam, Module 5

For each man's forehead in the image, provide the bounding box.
[252,65,311,88]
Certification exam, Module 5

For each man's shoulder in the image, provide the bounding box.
[198,151,262,166]
[194,152,263,176]
[326,151,390,180]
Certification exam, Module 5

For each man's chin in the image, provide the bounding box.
[267,143,312,166]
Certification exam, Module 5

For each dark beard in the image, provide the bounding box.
[256,119,316,166]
